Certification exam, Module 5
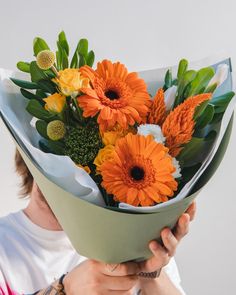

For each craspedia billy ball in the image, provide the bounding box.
[47,120,66,141]
[36,50,55,70]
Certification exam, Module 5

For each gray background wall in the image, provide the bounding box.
[0,1,235,294]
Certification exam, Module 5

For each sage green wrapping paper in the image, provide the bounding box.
[12,114,232,263]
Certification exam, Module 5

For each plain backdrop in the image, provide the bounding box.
[0,1,236,294]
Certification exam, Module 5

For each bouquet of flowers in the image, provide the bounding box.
[0,31,235,262]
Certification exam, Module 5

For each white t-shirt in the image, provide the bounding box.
[0,211,186,294]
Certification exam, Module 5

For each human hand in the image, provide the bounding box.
[138,201,197,274]
[63,259,139,295]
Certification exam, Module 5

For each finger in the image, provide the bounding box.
[174,213,190,241]
[185,201,197,221]
[102,262,139,276]
[138,241,169,272]
[161,228,178,257]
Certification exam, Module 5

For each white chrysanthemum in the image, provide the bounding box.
[137,124,165,143]
[172,157,182,178]
[164,85,177,111]
[207,63,229,89]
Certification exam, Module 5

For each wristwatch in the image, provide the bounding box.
[137,268,162,279]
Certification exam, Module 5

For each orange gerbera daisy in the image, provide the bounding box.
[148,88,167,125]
[78,60,151,131]
[100,133,178,207]
[162,93,212,157]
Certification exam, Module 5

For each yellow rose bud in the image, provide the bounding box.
[94,145,115,174]
[53,69,91,97]
[36,50,56,70]
[43,93,66,114]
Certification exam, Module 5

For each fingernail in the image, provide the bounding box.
[150,241,158,251]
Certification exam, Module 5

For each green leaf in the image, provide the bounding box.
[174,70,197,106]
[20,88,43,103]
[178,137,205,164]
[187,67,215,97]
[164,69,172,90]
[86,50,95,67]
[56,41,68,70]
[47,140,65,154]
[36,120,49,139]
[11,78,40,89]
[58,31,69,56]
[30,61,47,82]
[26,99,55,121]
[70,39,88,68]
[205,83,217,93]
[17,61,30,73]
[33,37,50,56]
[177,59,188,80]
[195,104,215,129]
[37,79,56,94]
[79,54,86,68]
[211,91,235,107]
[194,100,209,120]
[77,39,88,57]
[36,89,47,98]
[70,51,79,68]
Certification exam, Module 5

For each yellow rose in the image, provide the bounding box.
[94,145,115,174]
[53,69,90,97]
[43,93,66,113]
[102,125,136,145]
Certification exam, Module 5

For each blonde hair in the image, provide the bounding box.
[15,149,33,197]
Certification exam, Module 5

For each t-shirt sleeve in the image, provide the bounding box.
[164,258,186,295]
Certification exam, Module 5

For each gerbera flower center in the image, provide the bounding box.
[130,166,145,181]
[105,89,120,100]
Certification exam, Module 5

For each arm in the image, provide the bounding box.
[137,202,197,295]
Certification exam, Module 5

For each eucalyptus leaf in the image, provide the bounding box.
[26,99,55,121]
[17,61,30,73]
[11,78,40,89]
[33,37,50,56]
[30,61,47,82]
[36,120,49,139]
